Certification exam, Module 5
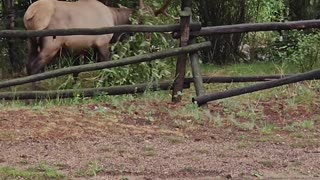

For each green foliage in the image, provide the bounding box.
[246,0,287,23]
[75,162,104,177]
[273,31,320,72]
[241,0,287,62]
[92,10,177,87]
[0,164,65,180]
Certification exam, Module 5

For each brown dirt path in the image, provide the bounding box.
[0,101,320,179]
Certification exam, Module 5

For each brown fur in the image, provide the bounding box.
[24,0,132,75]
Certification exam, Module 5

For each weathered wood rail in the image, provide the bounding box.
[0,80,190,100]
[0,75,291,100]
[173,19,320,38]
[0,42,211,89]
[193,70,320,106]
[0,23,201,38]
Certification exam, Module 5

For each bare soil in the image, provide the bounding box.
[1,99,320,179]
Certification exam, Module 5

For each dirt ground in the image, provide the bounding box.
[1,99,320,179]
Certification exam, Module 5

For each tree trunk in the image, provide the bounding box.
[196,0,247,65]
[2,0,22,73]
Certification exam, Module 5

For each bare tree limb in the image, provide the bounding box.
[154,0,174,16]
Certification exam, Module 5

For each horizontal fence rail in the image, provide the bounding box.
[173,19,320,38]
[193,69,320,106]
[0,23,201,38]
[0,80,191,100]
[200,75,291,83]
[0,74,291,100]
[0,41,211,89]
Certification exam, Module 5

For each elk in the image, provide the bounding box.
[24,0,133,76]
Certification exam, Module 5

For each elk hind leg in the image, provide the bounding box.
[28,42,61,89]
[96,46,110,62]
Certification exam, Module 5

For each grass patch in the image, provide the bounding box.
[201,61,281,76]
[227,116,255,131]
[296,120,315,129]
[0,164,65,180]
[284,120,315,132]
[0,167,35,179]
[260,123,276,135]
[169,104,203,124]
[75,162,104,178]
[143,146,156,157]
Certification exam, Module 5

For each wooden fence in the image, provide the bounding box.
[1,0,320,106]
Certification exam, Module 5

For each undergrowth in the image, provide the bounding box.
[40,8,178,90]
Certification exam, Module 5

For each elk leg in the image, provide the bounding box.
[72,53,84,83]
[28,42,61,89]
[27,37,61,75]
[30,49,60,75]
[96,46,110,62]
[27,38,38,61]
[93,47,99,61]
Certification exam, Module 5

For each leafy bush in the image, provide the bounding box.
[93,10,178,87]
[283,31,320,72]
[240,0,287,62]
[246,0,287,23]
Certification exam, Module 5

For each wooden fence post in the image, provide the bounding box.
[172,0,191,102]
[189,38,206,97]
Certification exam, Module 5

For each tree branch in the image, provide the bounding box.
[154,0,174,16]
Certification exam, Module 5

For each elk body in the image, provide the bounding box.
[24,0,132,75]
